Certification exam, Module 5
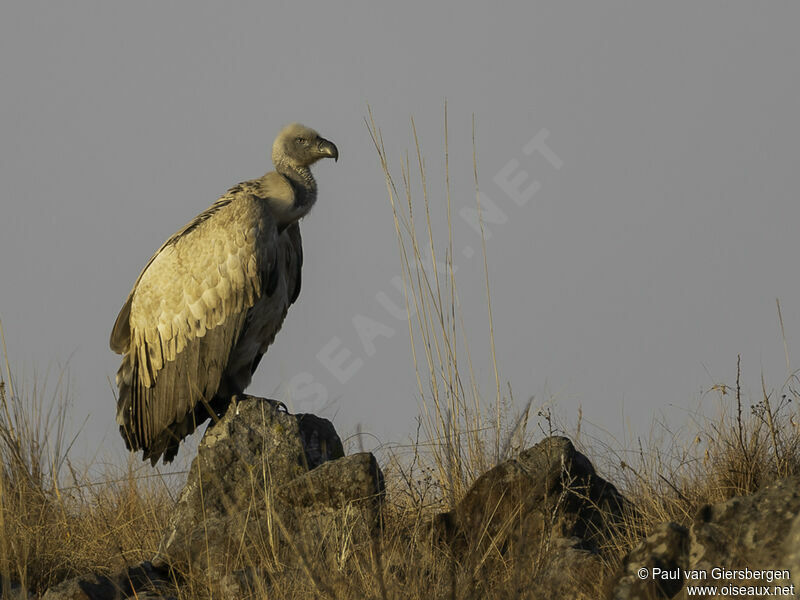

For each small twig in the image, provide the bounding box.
[761,373,782,476]
[777,298,791,376]
[736,355,747,460]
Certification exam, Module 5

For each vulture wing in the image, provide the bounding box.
[284,221,303,306]
[111,185,282,464]
[248,221,303,376]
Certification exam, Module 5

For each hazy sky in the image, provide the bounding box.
[2,2,799,466]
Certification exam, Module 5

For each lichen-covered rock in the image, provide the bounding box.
[153,396,382,576]
[689,475,800,590]
[608,522,689,600]
[785,510,800,591]
[279,452,384,512]
[606,475,800,599]
[433,436,633,564]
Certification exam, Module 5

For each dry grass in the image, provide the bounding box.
[1,112,799,598]
[0,332,174,595]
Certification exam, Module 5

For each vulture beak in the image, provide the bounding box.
[317,138,339,162]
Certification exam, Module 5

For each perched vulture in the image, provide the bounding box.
[110,123,338,465]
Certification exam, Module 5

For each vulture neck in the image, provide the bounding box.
[270,161,318,228]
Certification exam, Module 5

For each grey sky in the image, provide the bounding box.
[2,2,799,464]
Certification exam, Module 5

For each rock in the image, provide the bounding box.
[433,436,633,565]
[35,424,800,598]
[280,451,384,514]
[154,396,383,576]
[40,562,174,600]
[277,451,385,560]
[689,475,799,590]
[785,510,800,591]
[528,536,604,598]
[606,475,800,599]
[41,576,112,600]
[607,522,689,600]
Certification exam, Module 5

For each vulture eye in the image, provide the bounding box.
[295,137,306,144]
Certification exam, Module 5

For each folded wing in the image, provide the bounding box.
[110,191,279,464]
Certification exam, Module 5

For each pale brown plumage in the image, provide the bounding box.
[110,123,338,464]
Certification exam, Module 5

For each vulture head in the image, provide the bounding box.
[272,123,338,171]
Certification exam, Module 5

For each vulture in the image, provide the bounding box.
[110,123,338,465]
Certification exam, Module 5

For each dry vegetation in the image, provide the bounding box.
[2,113,799,598]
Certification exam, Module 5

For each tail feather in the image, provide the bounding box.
[115,320,243,464]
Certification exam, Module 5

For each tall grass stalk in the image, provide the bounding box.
[367,106,518,507]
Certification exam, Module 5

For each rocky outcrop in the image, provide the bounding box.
[154,396,384,576]
[608,522,689,600]
[689,476,799,591]
[609,476,800,599]
[425,436,633,596]
[786,508,800,591]
[36,410,800,600]
[40,397,383,599]
[432,436,633,563]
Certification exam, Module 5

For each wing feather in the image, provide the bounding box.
[113,187,280,463]
[284,222,304,304]
[248,222,303,375]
